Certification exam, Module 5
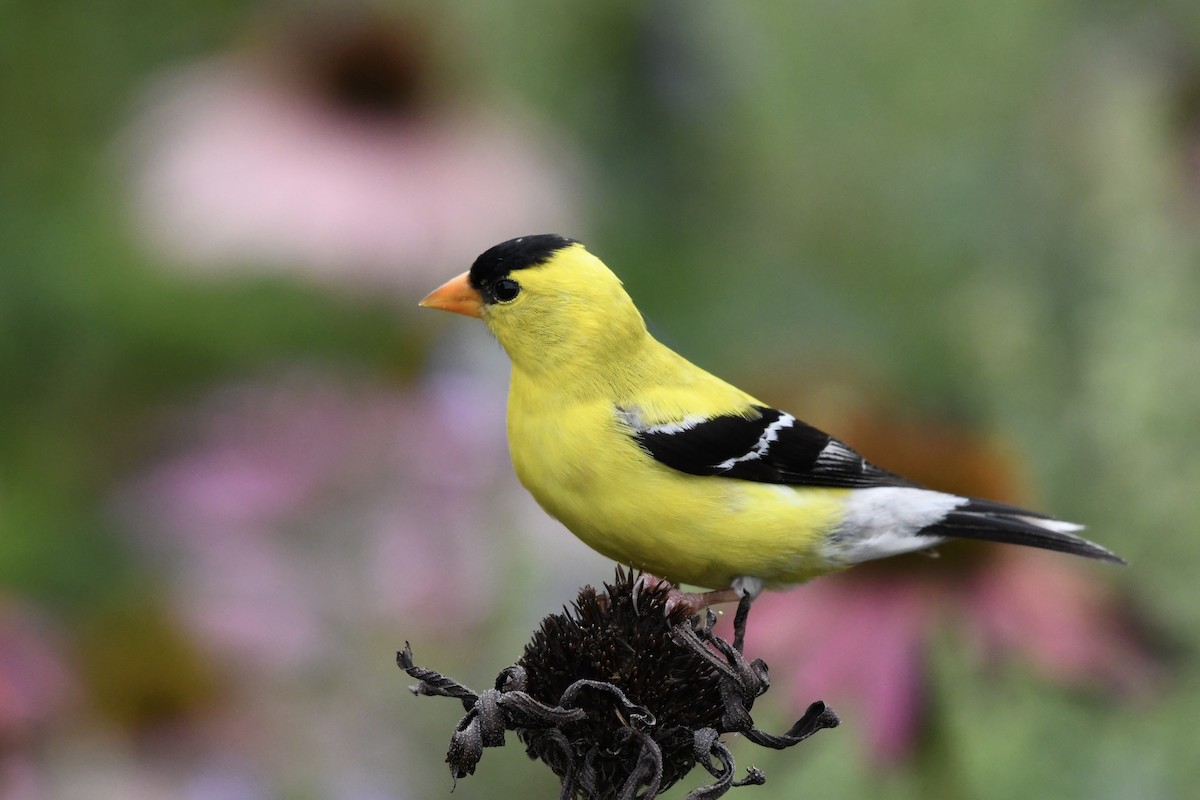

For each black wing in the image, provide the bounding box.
[618,405,915,489]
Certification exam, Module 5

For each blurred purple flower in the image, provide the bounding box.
[122,7,584,293]
[119,359,514,672]
[0,753,42,800]
[105,352,606,798]
[0,600,75,743]
[0,600,75,800]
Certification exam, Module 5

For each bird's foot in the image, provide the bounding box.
[631,573,761,652]
[631,572,744,618]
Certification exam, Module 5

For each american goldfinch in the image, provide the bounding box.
[420,235,1122,602]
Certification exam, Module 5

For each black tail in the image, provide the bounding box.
[923,498,1125,564]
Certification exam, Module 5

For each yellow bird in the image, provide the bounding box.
[420,235,1122,605]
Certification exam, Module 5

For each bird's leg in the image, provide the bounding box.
[731,591,753,654]
[631,572,756,618]
[728,575,763,653]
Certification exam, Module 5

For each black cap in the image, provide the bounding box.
[468,234,577,290]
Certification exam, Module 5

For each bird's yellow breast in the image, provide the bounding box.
[507,367,849,589]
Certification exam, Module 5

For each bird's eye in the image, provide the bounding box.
[493,278,521,302]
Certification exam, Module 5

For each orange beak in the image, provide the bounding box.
[418,271,483,318]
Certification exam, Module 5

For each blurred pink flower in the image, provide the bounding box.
[728,405,1166,768]
[106,354,591,797]
[0,753,42,800]
[119,358,515,672]
[0,600,75,744]
[122,8,584,293]
[744,548,1163,767]
[968,548,1163,694]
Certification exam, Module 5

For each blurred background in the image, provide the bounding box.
[2,0,1199,798]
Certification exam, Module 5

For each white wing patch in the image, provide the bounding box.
[643,416,708,435]
[712,412,796,470]
[616,406,707,435]
[823,487,966,565]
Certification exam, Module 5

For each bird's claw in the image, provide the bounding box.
[632,572,743,618]
[631,572,674,615]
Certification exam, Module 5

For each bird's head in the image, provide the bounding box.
[420,235,648,374]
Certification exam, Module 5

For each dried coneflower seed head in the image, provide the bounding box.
[399,568,838,800]
[518,578,724,792]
